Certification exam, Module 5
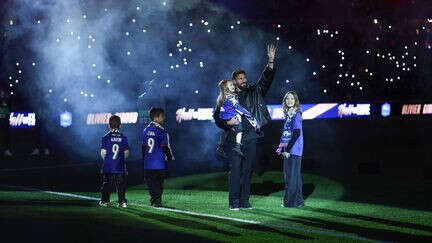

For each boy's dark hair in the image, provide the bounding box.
[149,107,165,121]
[109,115,121,129]
[232,69,246,80]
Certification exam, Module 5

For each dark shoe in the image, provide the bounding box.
[152,203,163,208]
[233,144,245,157]
[240,202,252,209]
[99,201,108,207]
[229,202,240,210]
[229,206,240,211]
[216,146,228,159]
[281,203,305,208]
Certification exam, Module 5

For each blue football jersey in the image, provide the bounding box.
[142,122,171,170]
[101,130,129,173]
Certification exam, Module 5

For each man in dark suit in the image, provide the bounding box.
[213,44,277,210]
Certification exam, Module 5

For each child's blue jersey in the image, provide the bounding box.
[101,130,129,173]
[142,122,171,170]
[220,95,260,129]
[220,99,238,120]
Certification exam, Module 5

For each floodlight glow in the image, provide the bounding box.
[60,111,72,127]
[381,103,391,117]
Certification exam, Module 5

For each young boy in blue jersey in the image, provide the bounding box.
[99,115,130,207]
[142,107,174,207]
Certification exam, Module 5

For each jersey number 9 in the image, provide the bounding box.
[147,138,155,153]
[112,144,119,159]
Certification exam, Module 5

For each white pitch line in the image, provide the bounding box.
[0,184,378,242]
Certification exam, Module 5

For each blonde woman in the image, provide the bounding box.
[276,91,304,207]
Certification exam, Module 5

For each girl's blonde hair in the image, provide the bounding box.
[282,91,301,117]
[216,79,231,107]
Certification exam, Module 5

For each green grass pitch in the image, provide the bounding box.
[1,171,432,242]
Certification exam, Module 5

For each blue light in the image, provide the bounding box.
[381,103,391,117]
[60,111,72,127]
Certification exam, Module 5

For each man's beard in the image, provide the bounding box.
[238,83,248,91]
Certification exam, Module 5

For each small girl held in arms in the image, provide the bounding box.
[216,79,260,157]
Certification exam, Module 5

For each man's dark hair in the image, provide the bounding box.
[232,69,246,80]
[109,115,121,129]
[149,107,165,121]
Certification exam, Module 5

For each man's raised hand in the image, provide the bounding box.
[267,44,276,62]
